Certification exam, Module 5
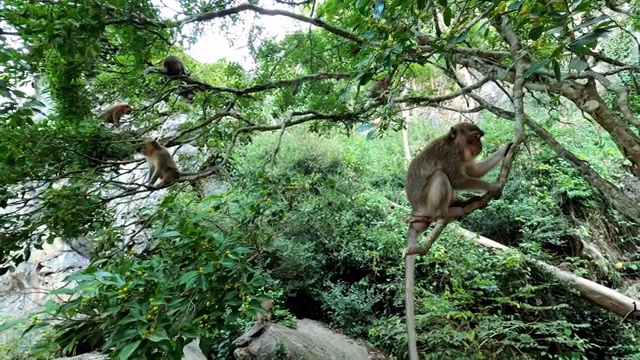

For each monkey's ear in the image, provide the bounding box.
[448,127,457,139]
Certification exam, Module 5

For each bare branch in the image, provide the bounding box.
[178,3,363,44]
[397,77,491,105]
[178,71,353,96]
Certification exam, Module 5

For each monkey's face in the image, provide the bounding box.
[124,105,132,114]
[466,132,483,157]
[141,141,157,156]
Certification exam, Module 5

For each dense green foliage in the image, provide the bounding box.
[1,0,640,358]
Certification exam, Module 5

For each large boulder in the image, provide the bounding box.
[233,319,388,360]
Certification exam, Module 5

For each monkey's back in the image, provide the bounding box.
[405,136,462,206]
[163,56,185,75]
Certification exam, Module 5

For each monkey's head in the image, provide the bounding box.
[123,104,132,114]
[448,123,484,159]
[140,140,160,156]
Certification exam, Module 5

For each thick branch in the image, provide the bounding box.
[468,93,640,223]
[391,197,640,320]
[450,52,640,173]
[456,227,640,320]
[178,3,363,44]
[585,70,640,129]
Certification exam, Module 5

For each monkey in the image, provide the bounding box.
[99,103,132,126]
[140,139,181,188]
[405,122,512,234]
[402,122,512,360]
[368,76,391,101]
[256,300,273,324]
[145,55,188,77]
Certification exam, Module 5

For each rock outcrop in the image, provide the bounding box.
[233,319,388,360]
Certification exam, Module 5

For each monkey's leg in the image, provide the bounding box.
[451,177,500,194]
[146,164,156,184]
[112,112,119,126]
[425,171,466,220]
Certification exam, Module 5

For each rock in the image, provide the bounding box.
[183,339,207,360]
[232,319,388,360]
[49,339,207,360]
[0,239,89,317]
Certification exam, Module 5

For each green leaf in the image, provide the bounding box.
[438,0,447,7]
[373,0,385,18]
[523,59,550,79]
[366,129,377,141]
[155,230,180,238]
[417,0,428,9]
[147,328,170,342]
[443,7,452,26]
[528,26,544,41]
[119,340,141,360]
[507,0,523,11]
[179,271,199,285]
[0,318,25,332]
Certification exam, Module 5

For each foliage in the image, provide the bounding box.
[28,191,269,358]
[1,0,640,358]
[230,126,640,359]
[0,315,55,360]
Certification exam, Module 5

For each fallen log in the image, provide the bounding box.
[456,227,640,321]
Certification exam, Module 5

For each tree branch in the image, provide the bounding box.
[585,70,640,129]
[398,77,490,105]
[177,71,353,96]
[178,3,363,44]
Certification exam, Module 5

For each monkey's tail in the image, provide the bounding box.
[406,227,421,360]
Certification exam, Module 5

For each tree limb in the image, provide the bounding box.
[178,3,363,44]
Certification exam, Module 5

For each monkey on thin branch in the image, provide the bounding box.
[403,123,513,257]
[402,123,512,360]
[401,64,527,359]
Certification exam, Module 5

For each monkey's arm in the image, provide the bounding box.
[147,164,158,186]
[464,144,510,177]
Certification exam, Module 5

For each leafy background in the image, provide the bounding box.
[1,0,640,359]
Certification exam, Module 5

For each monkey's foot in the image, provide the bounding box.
[407,216,432,224]
[403,246,427,257]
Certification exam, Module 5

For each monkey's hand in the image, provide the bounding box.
[502,142,514,156]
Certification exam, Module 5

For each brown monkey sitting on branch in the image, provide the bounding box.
[368,76,391,101]
[140,139,181,188]
[404,122,512,256]
[144,55,188,77]
[99,103,132,126]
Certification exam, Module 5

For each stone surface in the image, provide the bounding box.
[232,319,388,360]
